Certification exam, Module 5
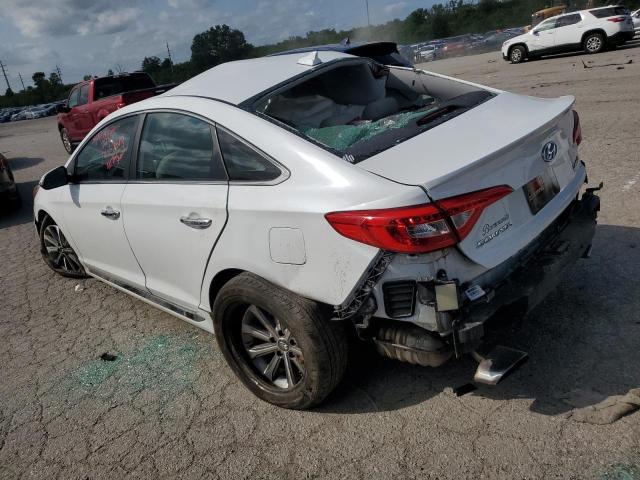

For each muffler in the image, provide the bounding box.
[373,323,453,367]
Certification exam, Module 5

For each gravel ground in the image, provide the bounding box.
[1,43,640,479]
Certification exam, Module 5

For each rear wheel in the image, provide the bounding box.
[584,33,605,54]
[39,215,87,278]
[60,128,75,154]
[509,46,526,64]
[212,272,348,409]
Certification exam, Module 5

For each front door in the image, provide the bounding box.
[121,112,229,310]
[530,18,558,52]
[59,114,146,288]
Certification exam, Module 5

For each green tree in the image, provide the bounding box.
[107,69,114,76]
[49,72,62,87]
[190,24,253,71]
[5,87,13,96]
[141,56,162,74]
[32,72,47,89]
[83,75,92,81]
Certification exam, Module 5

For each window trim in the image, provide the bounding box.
[67,86,80,108]
[69,113,140,184]
[78,84,90,106]
[215,125,290,186]
[556,13,582,27]
[128,109,229,185]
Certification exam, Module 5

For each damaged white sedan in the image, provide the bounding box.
[34,50,600,409]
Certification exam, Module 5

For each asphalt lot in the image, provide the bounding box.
[1,43,640,479]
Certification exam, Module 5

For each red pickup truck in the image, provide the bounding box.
[57,72,175,153]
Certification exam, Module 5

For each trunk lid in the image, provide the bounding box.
[358,92,584,268]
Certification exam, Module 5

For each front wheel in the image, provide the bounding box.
[509,46,526,64]
[584,33,605,54]
[212,272,348,409]
[39,215,87,278]
[60,128,75,154]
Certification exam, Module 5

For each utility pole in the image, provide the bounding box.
[0,60,11,92]
[18,73,25,91]
[365,0,371,26]
[166,41,174,73]
[56,65,63,84]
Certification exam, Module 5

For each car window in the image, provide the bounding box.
[136,113,226,181]
[74,116,138,182]
[78,84,89,106]
[590,6,629,18]
[535,19,557,31]
[556,13,581,27]
[68,87,79,108]
[216,128,282,182]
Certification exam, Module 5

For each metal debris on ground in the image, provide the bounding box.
[582,59,633,69]
[74,281,86,292]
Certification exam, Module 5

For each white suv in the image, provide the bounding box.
[503,5,635,63]
[34,51,600,409]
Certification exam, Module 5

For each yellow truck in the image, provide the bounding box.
[525,5,567,31]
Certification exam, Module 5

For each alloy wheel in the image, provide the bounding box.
[511,49,522,62]
[586,36,602,53]
[42,225,83,275]
[61,130,72,153]
[240,305,305,389]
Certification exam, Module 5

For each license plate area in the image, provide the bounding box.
[524,170,560,214]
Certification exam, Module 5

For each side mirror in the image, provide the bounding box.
[40,165,69,190]
[59,105,71,113]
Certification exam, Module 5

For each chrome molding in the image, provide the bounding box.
[86,266,207,322]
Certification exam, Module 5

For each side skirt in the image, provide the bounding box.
[86,266,215,333]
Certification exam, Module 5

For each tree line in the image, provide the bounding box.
[2,0,637,109]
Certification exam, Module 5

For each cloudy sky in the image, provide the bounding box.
[0,0,432,89]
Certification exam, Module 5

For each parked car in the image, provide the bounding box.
[34,51,600,409]
[503,5,634,63]
[10,109,28,122]
[632,9,640,35]
[270,39,413,67]
[0,153,20,209]
[57,72,176,154]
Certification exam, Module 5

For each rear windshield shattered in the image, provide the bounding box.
[253,61,493,163]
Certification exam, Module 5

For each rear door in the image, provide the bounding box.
[59,114,146,287]
[554,13,583,47]
[121,112,228,310]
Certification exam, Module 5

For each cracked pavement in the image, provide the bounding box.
[1,44,640,479]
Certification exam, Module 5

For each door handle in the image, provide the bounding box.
[100,207,120,220]
[180,215,212,229]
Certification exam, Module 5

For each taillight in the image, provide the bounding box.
[607,16,626,22]
[325,185,513,254]
[572,109,582,146]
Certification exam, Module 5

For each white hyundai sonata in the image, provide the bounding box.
[34,51,600,409]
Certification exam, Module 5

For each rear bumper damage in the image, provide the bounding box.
[356,187,600,369]
[450,187,599,356]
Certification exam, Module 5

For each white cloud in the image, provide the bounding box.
[384,2,407,14]
[0,0,141,38]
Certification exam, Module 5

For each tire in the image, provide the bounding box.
[509,45,526,64]
[39,215,87,278]
[584,33,605,54]
[212,272,348,409]
[60,128,75,154]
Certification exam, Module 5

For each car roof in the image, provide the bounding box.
[164,51,357,105]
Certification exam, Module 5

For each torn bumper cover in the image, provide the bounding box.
[448,188,600,356]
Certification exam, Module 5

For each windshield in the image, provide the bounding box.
[253,61,492,163]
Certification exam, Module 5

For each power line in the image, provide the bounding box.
[0,60,11,92]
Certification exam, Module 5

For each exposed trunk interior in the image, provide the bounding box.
[252,60,492,162]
